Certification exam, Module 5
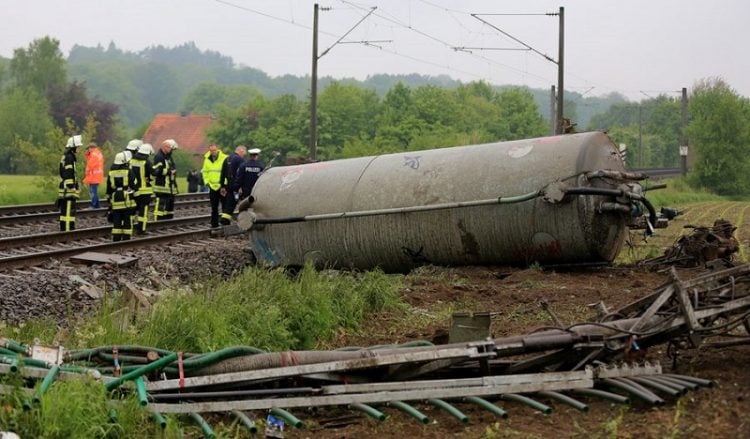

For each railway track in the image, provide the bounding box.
[0,193,209,227]
[0,214,223,271]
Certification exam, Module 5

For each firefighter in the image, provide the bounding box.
[130,142,154,234]
[106,152,135,241]
[58,135,82,231]
[219,145,246,224]
[201,143,228,228]
[234,148,265,201]
[125,139,142,157]
[152,139,178,221]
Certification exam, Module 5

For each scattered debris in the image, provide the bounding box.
[643,219,739,268]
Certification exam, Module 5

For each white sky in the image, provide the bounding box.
[1,0,747,100]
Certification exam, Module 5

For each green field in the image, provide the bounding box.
[0,174,191,206]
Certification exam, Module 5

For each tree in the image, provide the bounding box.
[9,37,67,95]
[0,88,54,173]
[46,81,119,144]
[494,88,548,140]
[317,82,380,157]
[687,78,750,195]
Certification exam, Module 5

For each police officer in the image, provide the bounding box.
[58,135,82,231]
[130,143,154,234]
[152,139,178,221]
[219,145,246,224]
[106,152,136,241]
[201,144,228,228]
[234,148,265,201]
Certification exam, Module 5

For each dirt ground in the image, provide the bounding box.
[281,202,750,439]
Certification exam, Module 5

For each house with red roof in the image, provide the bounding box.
[142,113,215,163]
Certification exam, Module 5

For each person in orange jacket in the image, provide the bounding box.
[83,142,105,208]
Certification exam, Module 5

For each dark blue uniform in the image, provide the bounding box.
[234,158,265,200]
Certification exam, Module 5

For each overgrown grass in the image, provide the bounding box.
[0,174,58,205]
[644,177,725,207]
[4,264,405,353]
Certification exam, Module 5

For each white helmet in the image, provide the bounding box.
[66,135,83,148]
[162,139,178,150]
[138,143,154,156]
[123,151,133,162]
[126,139,143,152]
[248,148,261,154]
[113,152,127,165]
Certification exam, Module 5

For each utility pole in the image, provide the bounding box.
[680,87,689,175]
[549,85,556,135]
[309,3,320,161]
[638,104,643,167]
[309,4,377,161]
[556,6,564,134]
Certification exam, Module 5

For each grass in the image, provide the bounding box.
[644,177,726,207]
[0,264,405,437]
[0,174,192,206]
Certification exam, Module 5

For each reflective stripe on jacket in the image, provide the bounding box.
[106,167,134,210]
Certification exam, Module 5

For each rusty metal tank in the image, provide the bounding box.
[245,132,637,272]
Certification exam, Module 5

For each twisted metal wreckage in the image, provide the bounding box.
[2,263,749,432]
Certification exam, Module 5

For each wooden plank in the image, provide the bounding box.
[670,267,701,331]
[146,347,482,391]
[69,251,138,267]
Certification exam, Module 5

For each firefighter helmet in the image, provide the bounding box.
[138,143,154,156]
[126,139,143,152]
[113,152,127,165]
[162,139,178,150]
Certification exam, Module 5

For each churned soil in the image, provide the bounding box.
[300,264,750,439]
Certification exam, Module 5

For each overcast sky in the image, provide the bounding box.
[1,0,747,101]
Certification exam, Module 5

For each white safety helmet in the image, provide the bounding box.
[162,139,178,150]
[66,135,83,148]
[248,148,261,154]
[123,151,133,162]
[138,143,154,156]
[126,139,143,152]
[113,152,127,165]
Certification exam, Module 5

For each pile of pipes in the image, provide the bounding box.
[3,264,750,433]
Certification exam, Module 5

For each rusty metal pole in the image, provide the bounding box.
[680,87,688,175]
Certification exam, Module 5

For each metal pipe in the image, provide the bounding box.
[270,407,304,429]
[9,357,19,373]
[134,377,149,407]
[428,399,469,424]
[501,394,552,414]
[232,410,258,434]
[570,388,630,404]
[641,376,689,393]
[654,375,699,390]
[105,352,177,391]
[662,373,715,388]
[463,396,508,419]
[189,412,215,439]
[350,403,385,421]
[152,411,167,430]
[388,400,429,424]
[628,376,683,397]
[601,378,664,405]
[253,191,541,226]
[617,377,669,400]
[33,365,60,404]
[536,391,589,412]
[150,387,318,401]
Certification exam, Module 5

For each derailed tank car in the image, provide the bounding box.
[238,132,655,272]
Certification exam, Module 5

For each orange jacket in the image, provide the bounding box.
[83,146,105,184]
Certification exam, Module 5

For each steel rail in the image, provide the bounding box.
[0,198,209,226]
[0,227,213,270]
[0,192,208,216]
[0,215,210,251]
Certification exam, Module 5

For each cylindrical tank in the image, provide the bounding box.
[247,132,632,272]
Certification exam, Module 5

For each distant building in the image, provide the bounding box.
[142,113,214,163]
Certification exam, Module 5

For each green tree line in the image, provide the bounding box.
[1,38,749,197]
